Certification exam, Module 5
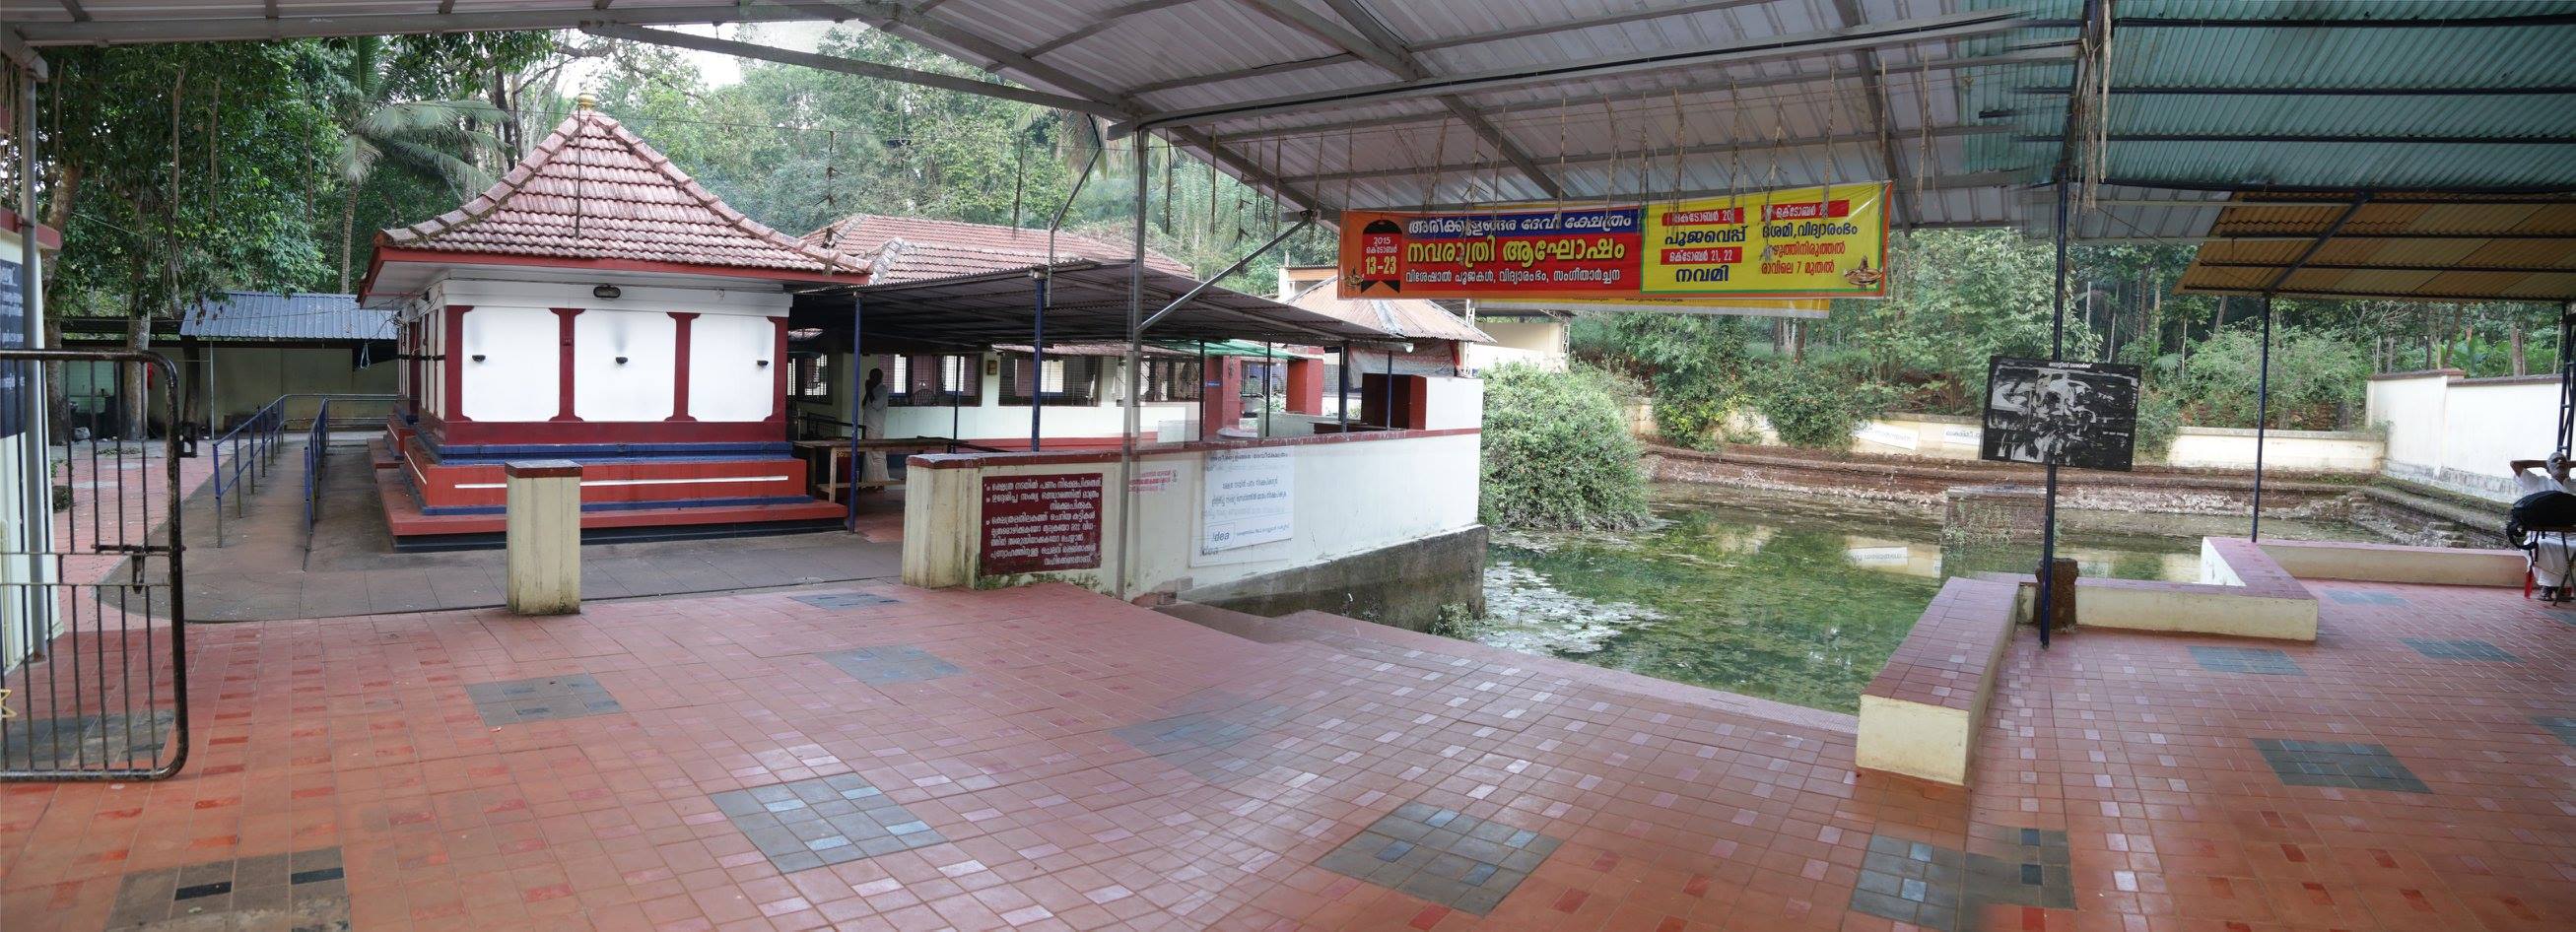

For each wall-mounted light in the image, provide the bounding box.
[471,354,487,363]
[593,285,622,300]
[615,356,630,365]
[756,360,771,367]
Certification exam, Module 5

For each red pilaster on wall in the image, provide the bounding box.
[1202,356,1245,436]
[551,307,583,422]
[670,312,699,422]
[444,304,471,423]
[1284,358,1323,415]
[767,316,789,424]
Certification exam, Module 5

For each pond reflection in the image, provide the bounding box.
[1463,487,2381,714]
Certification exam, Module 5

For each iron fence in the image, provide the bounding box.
[1,349,189,782]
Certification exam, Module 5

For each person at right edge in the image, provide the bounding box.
[2507,452,2576,601]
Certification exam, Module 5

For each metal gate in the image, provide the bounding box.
[0,349,188,781]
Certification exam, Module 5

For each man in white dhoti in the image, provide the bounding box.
[2510,453,2576,601]
[860,367,891,485]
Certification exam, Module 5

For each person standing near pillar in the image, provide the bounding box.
[859,366,890,484]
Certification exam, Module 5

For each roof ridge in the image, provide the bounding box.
[379,110,864,276]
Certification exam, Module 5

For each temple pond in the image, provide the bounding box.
[1456,485,2389,714]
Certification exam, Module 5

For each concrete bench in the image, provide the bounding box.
[2255,538,2525,587]
[1857,576,2020,786]
[2071,537,2319,641]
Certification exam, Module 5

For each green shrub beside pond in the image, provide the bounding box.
[1479,364,1650,532]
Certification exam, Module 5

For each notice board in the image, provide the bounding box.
[0,255,23,439]
[1979,357,2141,472]
[1200,447,1294,557]
[980,472,1103,575]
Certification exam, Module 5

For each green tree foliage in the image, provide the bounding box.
[2155,323,2370,431]
[582,27,1328,290]
[1830,229,2098,414]
[1478,365,1649,531]
[324,34,539,292]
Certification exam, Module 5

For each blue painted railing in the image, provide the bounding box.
[207,393,396,546]
[208,398,289,545]
[302,398,331,534]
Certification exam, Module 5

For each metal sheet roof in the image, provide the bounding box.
[803,260,1402,348]
[2175,194,2576,302]
[178,291,391,341]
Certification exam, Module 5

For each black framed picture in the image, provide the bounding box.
[1980,357,2141,471]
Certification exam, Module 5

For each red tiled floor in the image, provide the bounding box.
[3,574,2571,931]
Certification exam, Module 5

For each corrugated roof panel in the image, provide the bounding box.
[179,292,393,342]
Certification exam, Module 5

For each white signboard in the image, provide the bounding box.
[1201,447,1294,554]
[1940,425,1983,449]
[1853,422,1918,451]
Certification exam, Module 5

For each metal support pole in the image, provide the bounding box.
[845,295,864,532]
[1031,272,1047,451]
[948,356,962,454]
[2036,178,2069,648]
[15,63,53,658]
[1196,341,1208,439]
[2557,301,2575,456]
[1117,130,1147,600]
[1261,341,1273,436]
[2252,295,2273,541]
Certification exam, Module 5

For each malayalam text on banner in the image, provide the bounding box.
[1336,181,1888,300]
[980,472,1104,575]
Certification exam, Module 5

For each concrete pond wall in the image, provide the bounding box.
[2367,369,2557,503]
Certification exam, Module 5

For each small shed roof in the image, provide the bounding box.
[368,107,867,292]
[806,214,1191,282]
[1283,280,1491,345]
[180,292,391,342]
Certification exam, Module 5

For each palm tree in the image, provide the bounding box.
[328,35,508,293]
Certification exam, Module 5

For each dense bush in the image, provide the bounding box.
[1570,313,1748,449]
[2133,389,2183,459]
[2158,324,2369,431]
[1746,361,1893,450]
[1479,364,1650,531]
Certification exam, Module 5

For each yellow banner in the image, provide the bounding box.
[1640,181,1889,298]
[1335,181,1889,301]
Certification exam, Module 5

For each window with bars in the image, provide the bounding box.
[791,354,832,400]
[885,354,981,407]
[999,354,1103,406]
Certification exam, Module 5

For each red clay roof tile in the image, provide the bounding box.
[379,110,866,278]
[805,214,1191,283]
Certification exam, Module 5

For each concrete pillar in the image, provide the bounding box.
[505,459,582,614]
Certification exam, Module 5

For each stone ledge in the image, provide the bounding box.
[1857,576,2019,786]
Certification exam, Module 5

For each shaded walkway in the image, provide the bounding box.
[169,439,903,621]
[2,571,2567,930]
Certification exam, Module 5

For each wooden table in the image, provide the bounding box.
[796,437,991,501]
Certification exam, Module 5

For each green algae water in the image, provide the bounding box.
[1460,485,2385,714]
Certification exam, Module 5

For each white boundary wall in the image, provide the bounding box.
[1714,411,2384,473]
[2366,370,2557,501]
[903,430,1481,596]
